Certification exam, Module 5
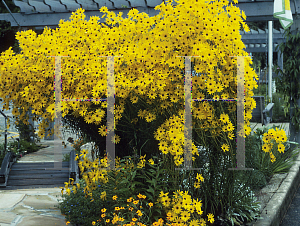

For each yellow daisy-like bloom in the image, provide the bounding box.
[101,208,106,213]
[132,218,137,222]
[172,203,181,214]
[148,202,153,207]
[112,195,118,200]
[148,158,155,165]
[137,193,144,199]
[263,134,271,143]
[194,181,201,189]
[190,219,200,226]
[196,173,204,182]
[226,123,234,132]
[181,211,190,222]
[101,213,106,218]
[278,143,285,153]
[92,221,96,225]
[207,213,214,223]
[221,143,230,152]
[262,143,270,153]
[133,200,139,205]
[136,210,143,216]
[219,113,229,123]
[98,125,107,137]
[115,207,120,211]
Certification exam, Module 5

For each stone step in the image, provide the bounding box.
[8,173,69,180]
[11,162,69,169]
[6,162,71,187]
[7,177,69,186]
[9,170,69,175]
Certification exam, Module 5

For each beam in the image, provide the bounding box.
[0,7,158,27]
[1,0,300,27]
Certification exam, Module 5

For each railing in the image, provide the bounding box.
[250,96,274,126]
[69,150,79,182]
[0,151,14,187]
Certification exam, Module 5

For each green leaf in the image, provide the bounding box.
[131,170,137,179]
[146,187,155,195]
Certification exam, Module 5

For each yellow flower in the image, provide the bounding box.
[133,200,139,205]
[190,219,200,226]
[196,173,204,182]
[172,203,181,214]
[262,143,270,153]
[115,206,120,211]
[148,158,154,165]
[66,221,70,225]
[148,202,153,207]
[60,187,64,195]
[101,213,106,218]
[106,219,110,223]
[278,143,285,153]
[132,218,137,222]
[137,193,144,199]
[136,210,143,216]
[101,208,106,213]
[112,195,118,200]
[92,221,96,225]
[66,188,71,195]
[101,191,106,200]
[207,213,214,223]
[181,211,190,222]
[221,143,230,152]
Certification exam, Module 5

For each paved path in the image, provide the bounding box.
[0,139,75,226]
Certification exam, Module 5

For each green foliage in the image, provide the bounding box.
[62,153,70,162]
[0,0,20,52]
[252,83,289,122]
[59,179,105,226]
[15,120,35,143]
[191,148,261,226]
[59,157,171,225]
[7,138,41,157]
[253,83,267,97]
[272,93,289,122]
[274,28,300,131]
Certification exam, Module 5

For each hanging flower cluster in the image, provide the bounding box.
[0,0,256,167]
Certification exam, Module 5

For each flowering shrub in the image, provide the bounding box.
[261,127,287,162]
[0,0,255,164]
[0,0,288,224]
[61,149,214,226]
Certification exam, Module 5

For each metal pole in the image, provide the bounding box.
[268,21,273,102]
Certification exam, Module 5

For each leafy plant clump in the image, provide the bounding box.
[241,125,299,193]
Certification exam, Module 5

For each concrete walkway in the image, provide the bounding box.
[0,136,78,226]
